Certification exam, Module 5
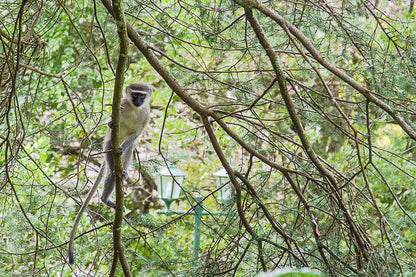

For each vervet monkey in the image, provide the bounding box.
[68,83,152,264]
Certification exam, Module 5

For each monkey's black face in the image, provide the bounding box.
[131,92,147,107]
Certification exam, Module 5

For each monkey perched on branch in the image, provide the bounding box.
[68,83,153,264]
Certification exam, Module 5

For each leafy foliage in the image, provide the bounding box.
[1,0,416,276]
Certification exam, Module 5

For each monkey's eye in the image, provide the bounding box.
[132,92,146,99]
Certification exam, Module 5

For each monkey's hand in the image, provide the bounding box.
[108,121,113,129]
[118,146,124,156]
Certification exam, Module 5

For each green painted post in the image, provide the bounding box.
[193,196,202,261]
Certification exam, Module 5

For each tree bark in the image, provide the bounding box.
[106,0,131,276]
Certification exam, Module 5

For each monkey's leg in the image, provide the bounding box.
[121,144,135,180]
[100,172,116,208]
[100,150,116,207]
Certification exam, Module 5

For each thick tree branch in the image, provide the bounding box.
[106,0,131,275]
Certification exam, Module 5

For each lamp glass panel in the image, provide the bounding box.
[172,176,183,199]
[158,176,180,200]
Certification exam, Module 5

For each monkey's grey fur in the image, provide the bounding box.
[68,83,152,264]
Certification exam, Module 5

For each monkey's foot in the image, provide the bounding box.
[101,197,116,208]
[106,200,116,208]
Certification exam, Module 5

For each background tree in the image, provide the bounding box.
[1,0,415,276]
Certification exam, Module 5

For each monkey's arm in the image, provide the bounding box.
[119,132,140,154]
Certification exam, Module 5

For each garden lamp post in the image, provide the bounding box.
[155,163,234,262]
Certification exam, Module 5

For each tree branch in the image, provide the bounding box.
[238,0,416,141]
[106,0,131,275]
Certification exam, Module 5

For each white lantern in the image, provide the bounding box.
[156,164,186,210]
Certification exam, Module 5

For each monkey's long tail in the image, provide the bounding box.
[68,165,104,264]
